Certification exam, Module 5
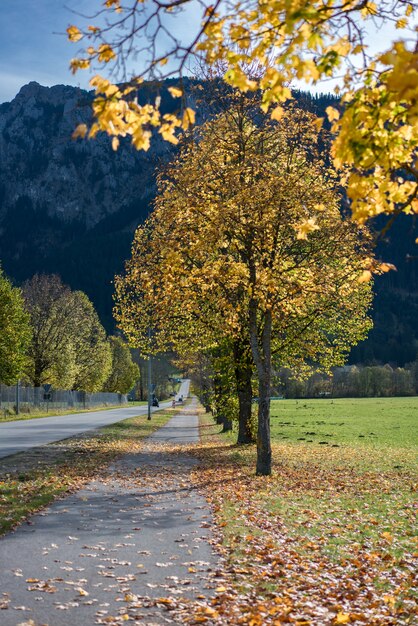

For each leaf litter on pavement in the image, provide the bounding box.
[1,403,417,625]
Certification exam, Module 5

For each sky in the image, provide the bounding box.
[0,0,204,104]
[0,1,414,104]
[0,0,93,103]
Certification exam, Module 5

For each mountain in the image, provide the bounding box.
[0,81,180,328]
[1,81,418,364]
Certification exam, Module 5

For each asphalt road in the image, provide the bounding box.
[0,396,218,625]
[0,380,190,460]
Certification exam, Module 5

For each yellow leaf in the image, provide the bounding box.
[271,105,284,121]
[112,137,120,151]
[67,25,83,42]
[77,587,89,596]
[379,262,396,273]
[396,17,408,29]
[98,44,116,63]
[326,106,340,122]
[358,270,372,283]
[69,58,90,73]
[204,607,218,616]
[72,124,88,139]
[160,126,179,144]
[334,613,351,625]
[182,107,196,130]
[313,117,324,131]
[296,218,319,240]
[168,86,183,98]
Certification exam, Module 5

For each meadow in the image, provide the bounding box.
[270,396,418,450]
[192,397,418,624]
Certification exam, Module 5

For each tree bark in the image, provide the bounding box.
[256,364,272,475]
[221,416,233,432]
[233,338,255,444]
[249,303,272,476]
[33,360,44,389]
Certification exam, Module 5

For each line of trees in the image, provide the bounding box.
[0,269,138,395]
[279,363,418,399]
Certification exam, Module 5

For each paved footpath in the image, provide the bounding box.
[0,399,219,625]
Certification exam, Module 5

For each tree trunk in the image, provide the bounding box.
[237,385,254,443]
[221,416,233,432]
[249,304,272,476]
[256,366,272,475]
[33,360,43,389]
[233,339,255,444]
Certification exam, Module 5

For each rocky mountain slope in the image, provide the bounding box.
[0,81,179,328]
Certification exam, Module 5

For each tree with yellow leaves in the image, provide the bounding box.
[67,0,417,225]
[115,103,373,475]
[114,214,256,443]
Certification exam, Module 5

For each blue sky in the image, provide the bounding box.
[0,0,97,103]
[0,0,204,104]
[0,1,414,104]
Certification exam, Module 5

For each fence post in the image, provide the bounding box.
[15,380,20,415]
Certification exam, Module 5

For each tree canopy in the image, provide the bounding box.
[0,268,32,385]
[115,103,373,474]
[68,0,418,225]
[103,336,139,394]
[22,274,111,392]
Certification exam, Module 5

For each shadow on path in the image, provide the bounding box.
[0,397,219,626]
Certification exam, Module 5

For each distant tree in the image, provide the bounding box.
[67,292,112,393]
[22,274,73,387]
[392,367,414,396]
[49,342,78,390]
[22,274,111,391]
[130,349,174,401]
[408,359,418,394]
[103,336,139,394]
[0,268,31,385]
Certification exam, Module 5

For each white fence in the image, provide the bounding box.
[0,383,127,414]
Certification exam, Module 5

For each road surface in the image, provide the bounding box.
[0,380,190,460]
[0,397,218,625]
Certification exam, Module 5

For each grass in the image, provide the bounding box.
[191,397,418,624]
[269,396,418,449]
[0,408,173,535]
[0,401,148,423]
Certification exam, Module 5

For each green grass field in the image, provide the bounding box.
[195,397,418,623]
[270,396,418,449]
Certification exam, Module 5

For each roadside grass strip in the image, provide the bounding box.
[0,401,147,423]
